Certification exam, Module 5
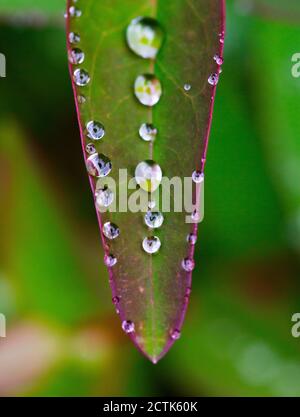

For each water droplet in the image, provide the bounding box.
[68,48,85,64]
[144,211,164,229]
[148,200,156,210]
[192,170,204,184]
[95,186,114,208]
[103,222,120,240]
[142,236,161,254]
[191,210,200,222]
[122,320,135,334]
[187,233,197,245]
[77,94,86,104]
[112,296,120,305]
[134,74,162,107]
[69,32,80,44]
[86,153,112,178]
[135,160,162,192]
[69,6,82,17]
[86,121,105,140]
[214,54,224,65]
[85,143,96,155]
[184,83,191,91]
[139,123,158,142]
[104,254,117,267]
[73,68,90,86]
[171,329,181,340]
[182,258,195,272]
[126,17,164,59]
[208,73,219,86]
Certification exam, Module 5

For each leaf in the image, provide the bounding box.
[66,0,225,362]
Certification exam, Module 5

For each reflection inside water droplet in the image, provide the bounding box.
[86,153,112,178]
[142,236,161,254]
[134,74,162,107]
[103,222,120,240]
[95,186,114,209]
[126,16,164,59]
[73,68,90,86]
[104,254,117,267]
[122,320,135,334]
[139,123,158,142]
[182,258,195,272]
[135,160,162,192]
[144,211,164,229]
[86,121,105,140]
[68,48,85,64]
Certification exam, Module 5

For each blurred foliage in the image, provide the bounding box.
[0,0,300,397]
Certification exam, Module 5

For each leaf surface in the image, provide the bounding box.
[66,0,225,362]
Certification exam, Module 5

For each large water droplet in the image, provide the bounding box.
[69,32,80,44]
[142,236,161,254]
[86,153,112,178]
[134,74,162,107]
[182,258,195,272]
[73,68,90,86]
[139,123,158,142]
[86,121,105,140]
[135,160,162,192]
[95,186,114,209]
[144,211,164,229]
[192,170,204,184]
[122,320,135,334]
[103,222,120,240]
[171,329,181,340]
[104,254,117,267]
[68,48,85,65]
[208,73,219,86]
[126,17,164,59]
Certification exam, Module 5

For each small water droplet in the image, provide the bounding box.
[187,233,197,245]
[184,83,191,91]
[103,222,120,240]
[112,296,120,305]
[214,54,224,65]
[69,32,80,44]
[171,329,181,340]
[69,6,82,17]
[73,68,90,86]
[77,94,86,104]
[95,186,114,208]
[68,48,85,64]
[144,211,164,229]
[191,210,200,222]
[208,73,219,86]
[104,254,117,267]
[186,287,192,296]
[139,123,158,142]
[86,121,105,140]
[135,160,162,192]
[126,17,164,59]
[85,143,96,155]
[142,236,161,254]
[182,258,195,272]
[134,74,162,107]
[192,170,204,184]
[86,153,112,178]
[122,320,135,334]
[148,200,156,210]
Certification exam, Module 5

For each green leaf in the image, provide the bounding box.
[67,0,225,362]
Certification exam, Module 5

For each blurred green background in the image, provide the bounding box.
[1,0,300,396]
